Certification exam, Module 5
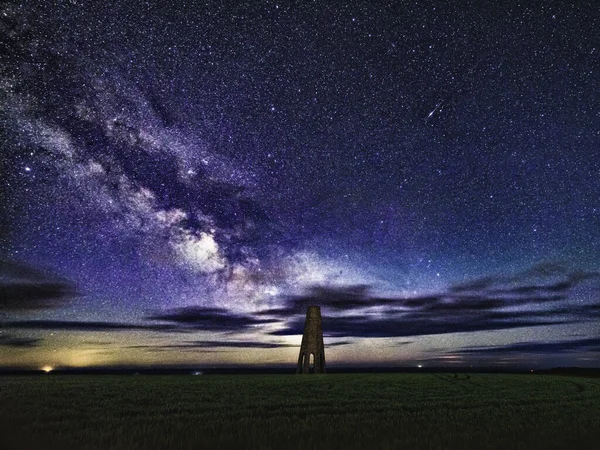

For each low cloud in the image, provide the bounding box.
[0,260,78,311]
[270,263,600,338]
[453,337,600,355]
[259,285,435,317]
[450,263,599,295]
[0,334,42,348]
[126,341,295,351]
[3,307,279,334]
[147,306,278,332]
[4,262,598,344]
[2,320,180,332]
[124,339,351,352]
[271,314,569,338]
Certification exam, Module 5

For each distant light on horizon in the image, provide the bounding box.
[41,366,53,373]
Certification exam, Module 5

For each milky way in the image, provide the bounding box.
[1,1,599,369]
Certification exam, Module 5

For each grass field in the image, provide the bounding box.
[1,373,599,449]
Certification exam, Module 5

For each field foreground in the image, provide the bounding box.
[1,373,599,449]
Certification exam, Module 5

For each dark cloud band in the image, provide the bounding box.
[0,260,78,311]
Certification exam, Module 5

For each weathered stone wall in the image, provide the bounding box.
[296,305,326,374]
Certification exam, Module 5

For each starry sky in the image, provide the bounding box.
[1,0,599,370]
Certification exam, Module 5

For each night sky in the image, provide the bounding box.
[1,1,599,370]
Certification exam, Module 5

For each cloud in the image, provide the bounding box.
[184,340,296,349]
[0,283,76,311]
[263,285,438,318]
[3,308,277,335]
[124,339,351,352]
[450,263,600,295]
[0,260,78,311]
[4,262,597,342]
[187,339,350,349]
[125,341,294,351]
[269,263,600,338]
[0,334,42,348]
[0,260,54,280]
[270,263,597,319]
[147,306,278,331]
[271,314,570,338]
[454,337,600,355]
[2,320,180,332]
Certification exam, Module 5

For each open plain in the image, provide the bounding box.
[1,373,599,449]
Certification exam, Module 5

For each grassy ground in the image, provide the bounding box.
[1,373,599,449]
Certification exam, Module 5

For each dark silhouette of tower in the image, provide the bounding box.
[296,305,326,374]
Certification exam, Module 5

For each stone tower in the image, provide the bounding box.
[296,305,326,374]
